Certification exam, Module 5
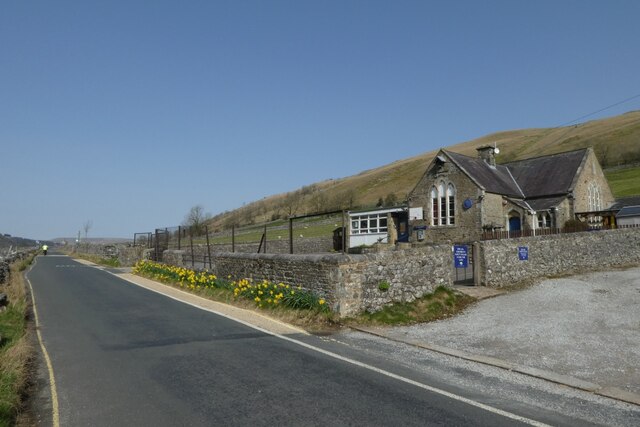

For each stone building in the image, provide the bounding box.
[407,146,615,244]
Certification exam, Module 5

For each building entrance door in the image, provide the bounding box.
[509,216,521,232]
[395,212,409,242]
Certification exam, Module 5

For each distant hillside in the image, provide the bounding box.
[207,111,640,231]
[0,234,44,251]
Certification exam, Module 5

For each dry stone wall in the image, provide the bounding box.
[0,251,31,285]
[71,228,640,316]
[186,236,334,256]
[174,244,454,316]
[478,228,640,287]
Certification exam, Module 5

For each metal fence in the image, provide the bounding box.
[481,223,640,240]
[138,211,347,268]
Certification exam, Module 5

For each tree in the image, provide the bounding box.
[311,190,329,214]
[284,191,302,217]
[183,205,211,235]
[384,192,398,206]
[83,220,93,239]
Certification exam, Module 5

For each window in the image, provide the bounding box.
[439,182,446,225]
[588,183,601,211]
[537,212,551,228]
[447,184,456,225]
[431,187,438,226]
[350,213,389,235]
[431,181,456,226]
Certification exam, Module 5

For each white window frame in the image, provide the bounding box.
[350,213,389,235]
[431,181,456,226]
[537,212,551,228]
[588,182,602,211]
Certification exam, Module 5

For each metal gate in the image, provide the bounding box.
[153,228,169,262]
[453,244,474,284]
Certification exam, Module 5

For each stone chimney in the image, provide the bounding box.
[476,145,496,167]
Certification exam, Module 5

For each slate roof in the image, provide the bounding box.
[444,150,523,197]
[525,196,567,211]
[504,149,588,198]
[616,205,640,218]
[610,196,640,210]
[441,149,590,206]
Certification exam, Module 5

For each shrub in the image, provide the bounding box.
[132,260,329,312]
[378,281,390,292]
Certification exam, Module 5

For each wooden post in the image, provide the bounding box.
[189,228,194,268]
[178,226,181,250]
[232,224,235,253]
[264,224,267,253]
[289,217,293,254]
[205,226,212,270]
[342,210,347,254]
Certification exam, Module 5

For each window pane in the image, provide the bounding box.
[360,220,367,229]
[432,198,438,226]
[352,221,359,229]
[448,196,455,224]
[440,197,446,225]
[379,218,388,228]
[370,218,378,228]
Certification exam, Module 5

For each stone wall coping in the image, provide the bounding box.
[211,251,368,264]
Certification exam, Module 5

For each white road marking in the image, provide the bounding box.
[111,271,550,427]
[26,259,60,427]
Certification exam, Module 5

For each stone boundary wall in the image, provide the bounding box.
[165,244,454,316]
[477,228,640,287]
[183,236,334,257]
[0,251,31,285]
[71,228,640,316]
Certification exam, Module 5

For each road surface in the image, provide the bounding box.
[26,254,639,426]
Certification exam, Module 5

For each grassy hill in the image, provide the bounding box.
[207,111,640,231]
[0,234,41,252]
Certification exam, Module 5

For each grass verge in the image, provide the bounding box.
[347,286,476,326]
[0,254,35,425]
[71,253,121,268]
[132,261,338,333]
[132,261,475,331]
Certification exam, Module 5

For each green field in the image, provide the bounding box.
[605,166,640,197]
[204,214,344,245]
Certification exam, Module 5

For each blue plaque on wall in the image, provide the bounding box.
[463,198,473,210]
[453,245,468,268]
[518,246,529,261]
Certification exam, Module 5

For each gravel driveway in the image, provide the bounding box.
[384,267,640,395]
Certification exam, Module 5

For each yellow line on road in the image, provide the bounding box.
[26,261,60,427]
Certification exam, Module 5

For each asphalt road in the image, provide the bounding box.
[26,254,639,426]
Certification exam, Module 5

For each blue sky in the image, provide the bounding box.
[2,1,639,240]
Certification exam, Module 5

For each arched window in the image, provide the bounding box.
[537,212,551,228]
[430,181,456,226]
[430,186,438,226]
[588,183,601,211]
[447,183,456,225]
[438,182,446,225]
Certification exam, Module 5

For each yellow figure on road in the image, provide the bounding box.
[42,244,48,256]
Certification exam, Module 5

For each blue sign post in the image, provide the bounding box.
[518,246,529,261]
[453,245,468,268]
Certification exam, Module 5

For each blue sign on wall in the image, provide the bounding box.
[453,245,468,268]
[518,246,529,261]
